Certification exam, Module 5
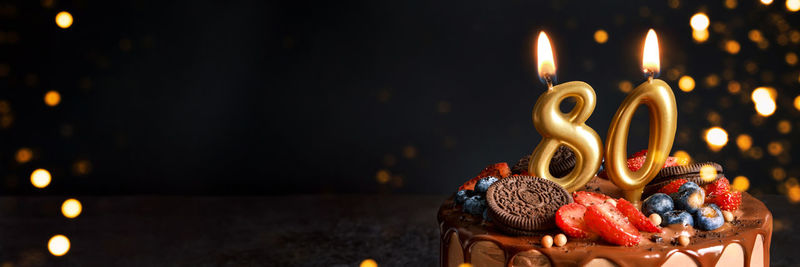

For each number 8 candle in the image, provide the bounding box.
[528,32,603,192]
[605,29,677,204]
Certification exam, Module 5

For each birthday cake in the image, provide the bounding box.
[437,152,772,267]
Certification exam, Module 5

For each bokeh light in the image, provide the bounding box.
[761,0,774,5]
[673,150,691,164]
[678,75,695,92]
[458,264,474,267]
[768,141,784,155]
[787,0,800,11]
[360,259,378,267]
[55,11,73,29]
[749,30,763,42]
[31,168,51,188]
[751,87,776,117]
[724,40,740,54]
[690,13,710,31]
[794,95,800,110]
[618,80,633,93]
[700,164,718,182]
[732,176,750,192]
[594,29,608,43]
[48,235,70,256]
[786,52,798,65]
[44,90,61,107]
[705,127,728,151]
[777,120,792,134]
[15,147,33,163]
[692,29,709,42]
[61,199,82,219]
[375,169,390,184]
[736,134,752,151]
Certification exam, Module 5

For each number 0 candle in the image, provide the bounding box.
[528,32,603,192]
[605,29,678,204]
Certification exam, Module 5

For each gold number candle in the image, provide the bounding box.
[528,32,603,192]
[605,29,678,203]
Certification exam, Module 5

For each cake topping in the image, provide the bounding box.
[486,176,573,233]
[651,162,723,184]
[693,204,724,230]
[572,191,611,207]
[584,202,641,246]
[458,163,511,191]
[708,191,742,211]
[555,203,593,238]
[512,145,576,177]
[616,198,661,232]
[675,182,706,213]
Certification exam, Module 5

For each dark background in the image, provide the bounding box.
[2,0,799,197]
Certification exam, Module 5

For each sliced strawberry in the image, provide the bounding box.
[555,203,595,238]
[659,179,688,195]
[704,177,730,199]
[616,198,661,233]
[458,163,512,190]
[627,156,646,172]
[573,191,611,207]
[709,191,742,211]
[631,149,648,158]
[585,202,641,246]
[477,163,511,179]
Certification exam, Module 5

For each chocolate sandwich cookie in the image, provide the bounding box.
[511,146,575,177]
[643,162,724,197]
[486,176,573,234]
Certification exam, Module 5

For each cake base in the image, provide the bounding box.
[438,177,772,267]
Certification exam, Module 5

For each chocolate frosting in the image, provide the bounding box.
[438,177,772,267]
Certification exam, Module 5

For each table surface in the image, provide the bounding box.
[0,194,797,267]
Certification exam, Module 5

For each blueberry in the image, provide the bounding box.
[675,182,706,213]
[455,190,474,204]
[643,193,674,216]
[463,195,487,215]
[661,210,694,227]
[694,204,724,231]
[482,209,492,222]
[474,176,499,194]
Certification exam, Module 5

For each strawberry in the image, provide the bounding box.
[573,191,611,207]
[631,149,648,158]
[709,191,742,211]
[665,156,687,167]
[584,202,641,246]
[659,179,688,195]
[555,203,595,238]
[477,163,511,179]
[627,156,647,172]
[704,177,730,199]
[458,163,511,190]
[615,198,661,233]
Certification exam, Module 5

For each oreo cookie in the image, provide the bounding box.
[486,176,573,234]
[643,162,724,197]
[511,146,575,177]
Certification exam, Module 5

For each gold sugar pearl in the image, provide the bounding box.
[554,234,568,247]
[542,235,554,248]
[678,235,691,246]
[722,210,735,222]
[649,213,662,226]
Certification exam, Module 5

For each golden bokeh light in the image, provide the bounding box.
[794,95,800,110]
[61,198,82,219]
[787,52,799,65]
[789,186,800,203]
[748,30,763,42]
[725,0,737,9]
[375,169,390,184]
[732,176,750,192]
[768,141,784,155]
[15,147,33,163]
[705,127,728,151]
[692,29,709,42]
[458,264,474,267]
[736,134,752,151]
[618,80,633,93]
[594,29,608,44]
[55,11,73,29]
[678,75,695,92]
[761,0,773,5]
[690,13,710,31]
[755,100,776,116]
[727,81,741,94]
[705,74,720,87]
[360,259,378,267]
[403,146,417,159]
[31,168,51,188]
[44,90,61,107]
[787,0,800,11]
[700,164,718,182]
[773,167,787,181]
[673,150,691,165]
[724,40,740,54]
[48,235,70,256]
[778,120,792,134]
[751,87,776,117]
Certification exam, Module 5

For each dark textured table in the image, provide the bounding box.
[0,195,796,266]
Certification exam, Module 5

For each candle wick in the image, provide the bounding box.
[544,75,554,90]
[645,70,655,83]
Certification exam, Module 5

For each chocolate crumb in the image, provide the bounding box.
[650,235,663,243]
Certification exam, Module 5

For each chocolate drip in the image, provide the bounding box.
[439,177,772,267]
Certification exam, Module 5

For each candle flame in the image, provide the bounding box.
[536,31,556,81]
[642,29,660,75]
